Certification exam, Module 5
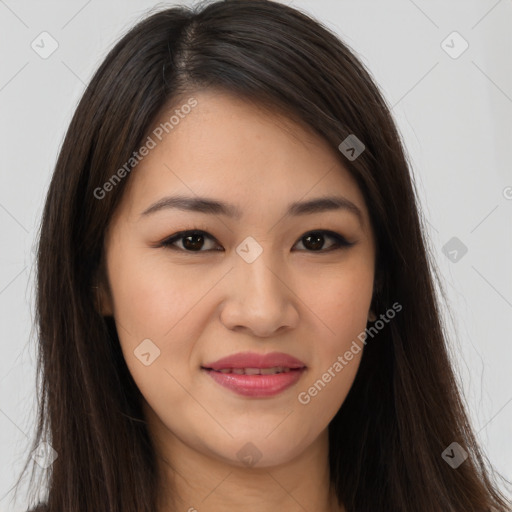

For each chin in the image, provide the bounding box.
[208,431,314,469]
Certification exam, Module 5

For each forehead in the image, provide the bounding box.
[115,90,371,229]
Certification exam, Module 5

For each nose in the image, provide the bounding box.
[219,251,300,338]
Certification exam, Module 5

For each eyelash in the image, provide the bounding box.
[158,229,355,254]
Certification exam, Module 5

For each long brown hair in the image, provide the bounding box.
[13,1,511,510]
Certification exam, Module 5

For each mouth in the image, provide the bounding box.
[201,352,306,397]
[207,366,297,375]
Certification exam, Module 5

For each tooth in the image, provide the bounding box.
[214,366,295,375]
[260,366,290,375]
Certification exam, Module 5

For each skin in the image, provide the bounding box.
[100,89,376,512]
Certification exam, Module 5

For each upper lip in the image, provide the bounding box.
[202,351,306,370]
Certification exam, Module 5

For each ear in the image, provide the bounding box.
[367,309,377,322]
[96,282,114,316]
[92,261,114,317]
[372,264,384,297]
[368,267,383,321]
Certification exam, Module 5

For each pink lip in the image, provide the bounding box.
[203,351,306,370]
[202,351,306,398]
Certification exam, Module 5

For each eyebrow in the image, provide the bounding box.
[140,194,363,225]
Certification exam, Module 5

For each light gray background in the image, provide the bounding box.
[1,0,511,510]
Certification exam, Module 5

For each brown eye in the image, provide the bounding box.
[161,230,222,252]
[302,232,325,251]
[182,233,206,251]
[294,231,354,252]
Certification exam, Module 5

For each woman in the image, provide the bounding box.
[15,1,511,511]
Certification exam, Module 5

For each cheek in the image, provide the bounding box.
[106,244,211,340]
[106,253,204,414]
[296,350,361,430]
[294,260,372,417]
[305,258,374,343]
[104,245,199,387]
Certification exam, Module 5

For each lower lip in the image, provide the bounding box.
[203,368,305,397]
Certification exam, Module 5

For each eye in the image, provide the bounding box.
[160,230,222,252]
[159,229,355,253]
[293,230,355,252]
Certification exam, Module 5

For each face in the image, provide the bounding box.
[101,89,376,469]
